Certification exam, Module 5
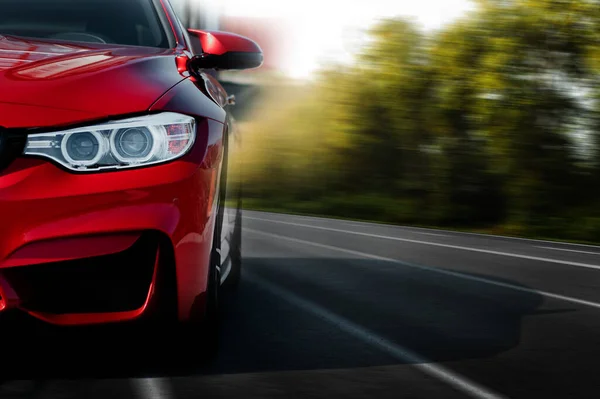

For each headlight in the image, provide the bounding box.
[24,112,196,172]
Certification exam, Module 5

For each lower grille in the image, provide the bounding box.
[2,232,158,314]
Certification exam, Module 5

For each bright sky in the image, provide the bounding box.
[216,0,475,78]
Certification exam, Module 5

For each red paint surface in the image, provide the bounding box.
[187,29,263,55]
[2,234,141,268]
[0,36,185,128]
[0,0,259,327]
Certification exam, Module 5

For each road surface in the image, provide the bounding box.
[2,210,600,398]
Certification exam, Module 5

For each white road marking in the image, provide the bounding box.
[345,221,446,237]
[245,217,600,272]
[245,270,507,399]
[246,228,600,310]
[535,246,600,256]
[343,222,450,237]
[244,211,600,249]
[414,231,449,237]
[131,378,173,399]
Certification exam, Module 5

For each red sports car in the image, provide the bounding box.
[0,0,261,349]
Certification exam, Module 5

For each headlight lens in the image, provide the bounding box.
[111,127,156,163]
[24,113,196,172]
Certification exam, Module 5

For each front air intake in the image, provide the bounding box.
[2,232,159,315]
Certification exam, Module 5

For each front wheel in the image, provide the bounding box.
[165,240,222,368]
[176,248,221,363]
[224,208,242,289]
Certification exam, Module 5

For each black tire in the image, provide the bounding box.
[166,204,223,368]
[190,175,226,360]
[176,247,221,363]
[202,246,221,357]
[224,206,242,289]
[141,235,221,369]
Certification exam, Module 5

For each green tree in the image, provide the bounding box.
[241,0,600,242]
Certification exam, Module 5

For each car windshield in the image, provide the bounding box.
[0,0,171,48]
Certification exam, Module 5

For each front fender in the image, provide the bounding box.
[150,77,227,124]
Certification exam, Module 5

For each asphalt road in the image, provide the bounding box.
[2,210,600,398]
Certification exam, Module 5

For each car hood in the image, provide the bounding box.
[0,35,186,129]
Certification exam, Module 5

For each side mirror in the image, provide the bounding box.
[187,29,263,71]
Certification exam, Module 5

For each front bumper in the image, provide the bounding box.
[0,118,224,326]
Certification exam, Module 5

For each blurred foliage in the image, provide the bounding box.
[236,0,600,241]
